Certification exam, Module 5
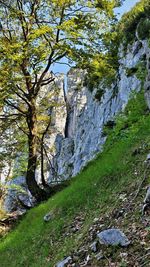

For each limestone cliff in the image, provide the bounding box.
[3,38,150,212]
[49,39,150,181]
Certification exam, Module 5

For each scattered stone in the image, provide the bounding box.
[143,187,150,215]
[95,251,103,261]
[144,187,150,204]
[146,153,150,161]
[43,212,53,222]
[56,256,72,267]
[112,208,125,219]
[144,153,150,164]
[93,217,99,223]
[80,254,91,265]
[119,193,127,201]
[97,229,130,247]
[89,241,98,253]
[77,248,87,259]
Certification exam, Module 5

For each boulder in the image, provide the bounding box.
[3,176,35,213]
[97,229,130,247]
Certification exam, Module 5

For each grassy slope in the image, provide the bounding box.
[0,91,150,267]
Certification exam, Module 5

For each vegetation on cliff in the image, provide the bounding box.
[85,0,150,93]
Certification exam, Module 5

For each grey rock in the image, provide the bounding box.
[3,176,35,213]
[97,229,130,247]
[89,241,98,253]
[43,212,53,222]
[142,186,150,215]
[56,256,72,267]
[146,153,150,161]
[49,39,143,181]
[95,251,103,261]
[144,187,150,204]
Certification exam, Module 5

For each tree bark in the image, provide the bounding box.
[26,99,46,201]
[41,139,47,187]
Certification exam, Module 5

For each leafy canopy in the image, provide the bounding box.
[0,0,121,180]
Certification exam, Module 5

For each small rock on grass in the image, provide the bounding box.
[95,251,103,261]
[89,241,98,253]
[146,153,150,161]
[56,256,72,267]
[43,212,53,222]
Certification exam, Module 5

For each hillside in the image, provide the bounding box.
[1,1,150,266]
[0,90,150,266]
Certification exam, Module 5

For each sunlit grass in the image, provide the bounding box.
[0,92,150,267]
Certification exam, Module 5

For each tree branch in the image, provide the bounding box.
[41,77,55,87]
[12,87,31,107]
[34,6,66,95]
[15,120,29,136]
[4,99,27,116]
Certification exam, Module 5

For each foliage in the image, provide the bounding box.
[125,67,138,77]
[125,56,147,84]
[84,52,117,92]
[118,0,150,45]
[0,0,121,198]
[136,60,148,83]
[103,91,148,142]
[0,90,150,266]
[85,0,150,92]
[137,17,150,40]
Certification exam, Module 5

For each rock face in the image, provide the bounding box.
[2,39,150,212]
[50,40,147,181]
[36,74,67,184]
[97,229,130,247]
[3,176,35,213]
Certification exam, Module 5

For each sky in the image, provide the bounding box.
[53,0,140,75]
[115,0,140,18]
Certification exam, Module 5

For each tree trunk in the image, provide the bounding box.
[26,99,47,201]
[41,139,47,187]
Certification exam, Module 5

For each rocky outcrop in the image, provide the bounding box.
[2,39,150,212]
[50,40,146,181]
[3,176,35,213]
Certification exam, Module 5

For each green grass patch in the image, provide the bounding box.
[0,91,150,267]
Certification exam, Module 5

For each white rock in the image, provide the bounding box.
[51,45,142,179]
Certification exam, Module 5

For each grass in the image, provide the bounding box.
[0,91,150,267]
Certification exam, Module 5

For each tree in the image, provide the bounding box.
[0,0,121,201]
